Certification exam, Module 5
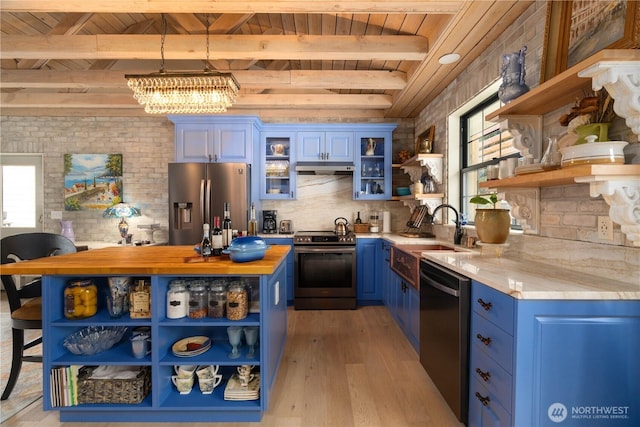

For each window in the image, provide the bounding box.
[1,154,43,237]
[459,94,520,226]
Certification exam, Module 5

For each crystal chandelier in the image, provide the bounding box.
[125,14,239,114]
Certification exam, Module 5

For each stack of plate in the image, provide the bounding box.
[171,336,211,357]
[224,373,260,401]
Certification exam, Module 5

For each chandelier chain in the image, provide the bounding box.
[160,14,167,72]
[205,14,210,71]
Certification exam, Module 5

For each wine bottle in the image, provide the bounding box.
[248,203,258,236]
[211,216,223,256]
[222,202,233,249]
[201,223,212,258]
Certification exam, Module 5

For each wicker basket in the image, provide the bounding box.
[353,223,370,233]
[78,366,151,404]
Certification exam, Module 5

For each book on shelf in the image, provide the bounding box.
[50,365,81,407]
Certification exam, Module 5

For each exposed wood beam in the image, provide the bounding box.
[0,92,393,109]
[17,13,94,69]
[1,1,463,14]
[0,107,388,119]
[1,35,428,61]
[89,20,156,70]
[0,69,406,90]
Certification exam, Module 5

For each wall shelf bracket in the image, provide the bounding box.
[575,176,640,246]
[578,61,640,140]
[499,115,542,160]
[503,188,540,235]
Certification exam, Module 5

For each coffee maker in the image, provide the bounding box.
[262,210,277,234]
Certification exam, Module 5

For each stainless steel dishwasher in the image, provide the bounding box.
[420,259,470,425]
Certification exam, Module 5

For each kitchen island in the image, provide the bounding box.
[1,245,290,423]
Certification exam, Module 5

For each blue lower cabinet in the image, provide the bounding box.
[263,238,294,304]
[469,281,640,427]
[356,238,382,303]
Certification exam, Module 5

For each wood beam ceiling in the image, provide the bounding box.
[1,1,464,14]
[1,34,428,61]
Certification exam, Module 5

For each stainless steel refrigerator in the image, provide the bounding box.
[168,163,251,245]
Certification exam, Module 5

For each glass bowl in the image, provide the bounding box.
[63,326,128,355]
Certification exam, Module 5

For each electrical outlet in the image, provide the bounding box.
[50,210,63,220]
[598,216,614,241]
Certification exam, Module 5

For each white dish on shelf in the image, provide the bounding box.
[172,336,211,357]
[560,141,628,167]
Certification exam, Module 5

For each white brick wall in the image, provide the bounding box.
[1,116,174,243]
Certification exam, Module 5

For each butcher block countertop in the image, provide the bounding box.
[0,245,290,276]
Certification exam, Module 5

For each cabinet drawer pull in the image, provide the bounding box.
[475,392,491,406]
[476,333,492,346]
[475,368,491,382]
[477,298,493,311]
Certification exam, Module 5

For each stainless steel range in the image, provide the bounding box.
[293,231,356,310]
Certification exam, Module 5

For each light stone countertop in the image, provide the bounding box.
[260,232,639,300]
[371,234,640,301]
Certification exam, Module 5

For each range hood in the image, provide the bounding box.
[295,161,355,175]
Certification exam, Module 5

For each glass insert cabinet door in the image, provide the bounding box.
[354,132,391,200]
[261,132,296,199]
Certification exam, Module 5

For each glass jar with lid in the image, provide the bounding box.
[188,280,208,319]
[207,280,227,318]
[226,281,248,320]
[64,279,98,319]
[166,279,188,319]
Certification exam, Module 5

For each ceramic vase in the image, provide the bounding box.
[474,209,510,244]
[498,46,530,104]
[60,220,75,242]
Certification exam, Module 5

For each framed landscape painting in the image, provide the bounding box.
[64,154,123,211]
[540,0,639,82]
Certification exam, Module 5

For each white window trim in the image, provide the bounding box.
[446,79,501,214]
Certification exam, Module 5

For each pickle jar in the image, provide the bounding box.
[226,281,248,320]
[188,281,208,319]
[64,279,98,319]
[207,280,227,318]
[166,279,188,319]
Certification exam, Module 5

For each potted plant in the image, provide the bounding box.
[470,193,511,244]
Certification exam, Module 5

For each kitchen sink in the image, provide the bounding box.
[395,243,470,254]
[391,243,474,289]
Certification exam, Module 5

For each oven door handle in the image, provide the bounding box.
[294,246,356,254]
[420,271,460,297]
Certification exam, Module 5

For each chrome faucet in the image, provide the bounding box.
[431,204,465,245]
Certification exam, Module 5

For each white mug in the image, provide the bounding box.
[198,374,223,394]
[196,365,219,379]
[171,375,194,394]
[130,335,151,359]
[174,365,197,378]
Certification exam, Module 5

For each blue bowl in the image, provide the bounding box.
[222,236,271,262]
[396,187,410,196]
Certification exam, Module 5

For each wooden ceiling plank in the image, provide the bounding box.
[1,1,464,14]
[210,14,255,34]
[1,34,428,61]
[386,1,530,117]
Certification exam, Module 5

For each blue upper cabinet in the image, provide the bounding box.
[169,116,259,163]
[296,131,354,162]
[354,130,393,200]
[260,131,296,200]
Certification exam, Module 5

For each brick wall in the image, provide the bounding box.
[1,116,174,243]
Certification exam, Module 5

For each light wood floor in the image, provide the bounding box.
[3,306,462,427]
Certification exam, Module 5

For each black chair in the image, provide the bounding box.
[1,232,77,400]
